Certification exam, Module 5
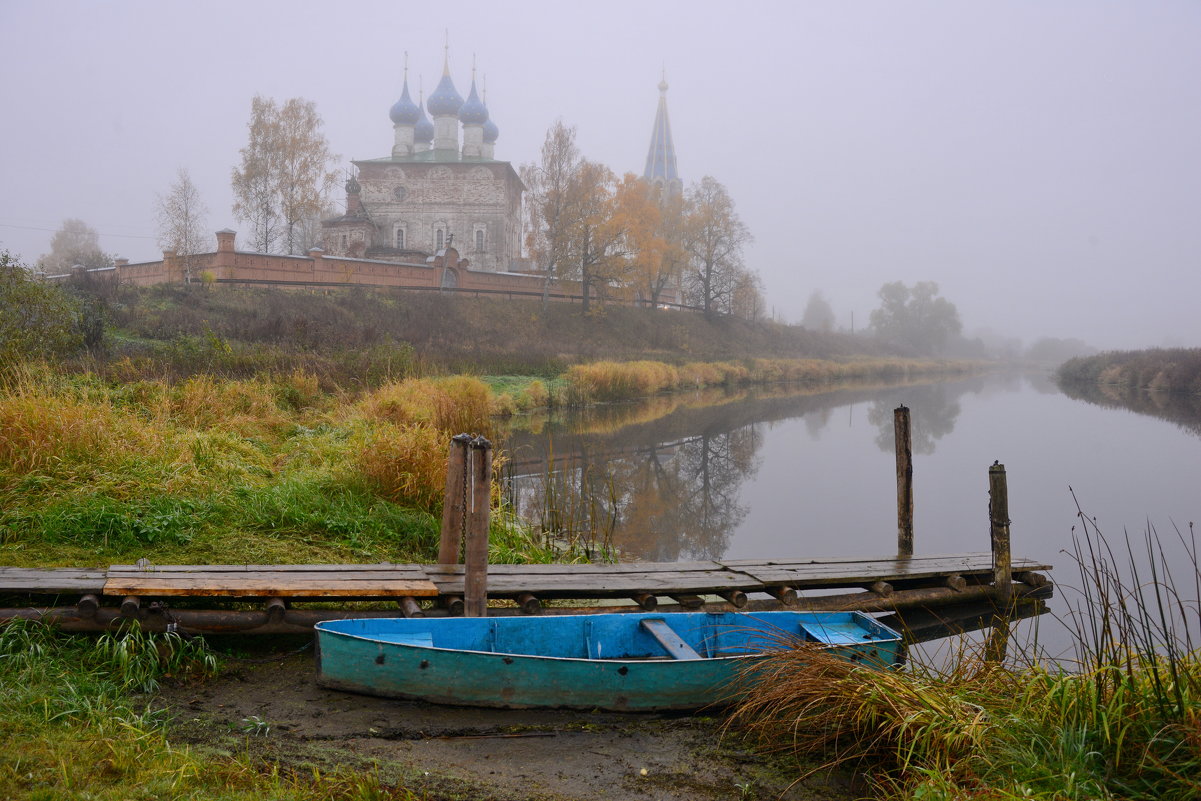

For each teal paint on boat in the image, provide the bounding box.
[315,611,903,712]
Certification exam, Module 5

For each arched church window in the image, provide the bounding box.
[436,229,445,250]
[475,229,485,252]
[395,228,405,249]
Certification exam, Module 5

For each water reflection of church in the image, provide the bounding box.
[504,381,972,562]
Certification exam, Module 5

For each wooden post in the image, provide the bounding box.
[438,434,473,565]
[989,461,1012,601]
[464,436,493,618]
[895,406,914,557]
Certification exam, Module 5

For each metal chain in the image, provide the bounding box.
[460,435,471,562]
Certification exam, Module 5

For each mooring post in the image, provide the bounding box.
[989,461,1012,601]
[438,434,473,565]
[464,436,493,618]
[894,405,914,557]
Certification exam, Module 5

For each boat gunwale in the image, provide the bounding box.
[314,611,902,666]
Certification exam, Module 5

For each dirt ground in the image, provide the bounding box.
[157,642,859,801]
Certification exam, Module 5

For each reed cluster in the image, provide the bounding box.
[562,357,971,406]
[1059,347,1201,394]
[729,517,1201,800]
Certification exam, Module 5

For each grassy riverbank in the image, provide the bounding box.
[0,355,971,568]
[1058,347,1201,394]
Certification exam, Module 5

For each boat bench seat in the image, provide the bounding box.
[640,618,702,660]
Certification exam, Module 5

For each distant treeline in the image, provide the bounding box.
[1058,348,1201,395]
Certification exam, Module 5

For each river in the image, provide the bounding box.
[501,371,1201,658]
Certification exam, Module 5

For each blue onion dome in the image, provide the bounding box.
[427,71,464,116]
[483,116,499,143]
[414,96,435,143]
[389,81,421,125]
[458,79,488,124]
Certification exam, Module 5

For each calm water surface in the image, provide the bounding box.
[502,372,1201,654]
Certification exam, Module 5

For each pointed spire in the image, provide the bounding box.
[644,74,680,193]
[443,29,450,75]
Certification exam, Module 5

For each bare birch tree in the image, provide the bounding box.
[231,95,282,253]
[521,121,581,306]
[231,96,339,255]
[155,168,209,284]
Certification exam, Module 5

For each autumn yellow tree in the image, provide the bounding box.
[608,175,667,307]
[565,161,628,313]
[682,176,752,317]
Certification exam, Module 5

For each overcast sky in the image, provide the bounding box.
[2,1,1198,349]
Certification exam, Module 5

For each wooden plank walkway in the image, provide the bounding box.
[0,553,1051,603]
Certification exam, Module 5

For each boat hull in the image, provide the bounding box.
[314,611,902,712]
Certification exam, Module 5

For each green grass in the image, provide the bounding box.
[0,620,421,800]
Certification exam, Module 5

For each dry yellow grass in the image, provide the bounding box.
[356,376,492,435]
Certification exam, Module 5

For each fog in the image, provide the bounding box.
[2,0,1198,350]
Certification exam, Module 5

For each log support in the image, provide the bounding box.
[516,592,541,615]
[767,586,798,606]
[77,594,99,618]
[265,597,287,623]
[719,589,749,608]
[870,581,894,597]
[399,596,424,618]
[669,594,704,609]
[631,593,658,611]
[120,596,140,618]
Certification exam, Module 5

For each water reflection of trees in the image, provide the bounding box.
[1057,378,1201,439]
[513,427,759,561]
[503,375,993,561]
[866,381,969,455]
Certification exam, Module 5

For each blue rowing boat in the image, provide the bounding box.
[314,611,903,711]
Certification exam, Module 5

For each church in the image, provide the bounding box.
[93,53,685,303]
[320,51,524,276]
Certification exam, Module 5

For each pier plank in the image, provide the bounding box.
[101,577,438,598]
[3,551,1050,603]
[0,568,106,594]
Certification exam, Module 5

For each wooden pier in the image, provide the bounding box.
[0,552,1052,635]
[0,416,1054,636]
